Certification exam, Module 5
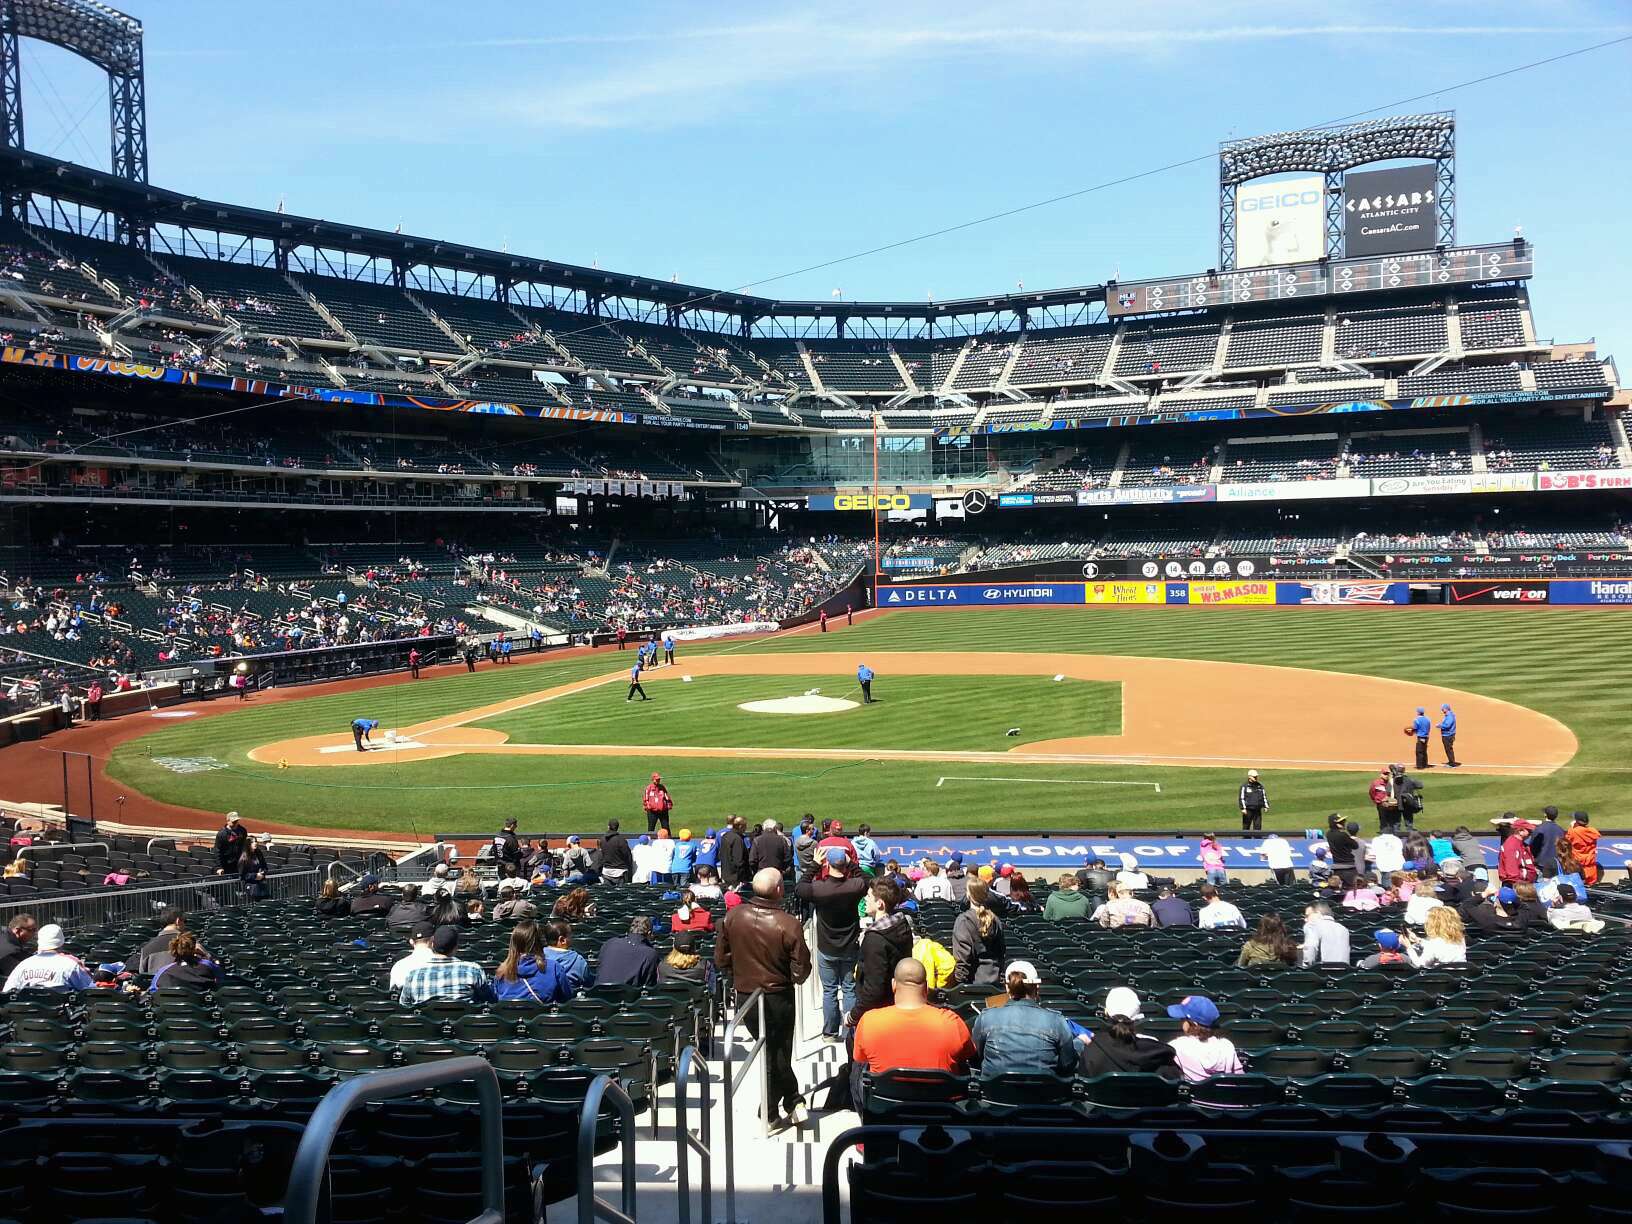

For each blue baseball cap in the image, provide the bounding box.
[826,848,848,866]
[1167,995,1221,1027]
[1374,930,1401,952]
[1498,887,1518,906]
[705,828,717,838]
[948,852,963,865]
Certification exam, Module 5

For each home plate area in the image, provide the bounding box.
[317,734,427,754]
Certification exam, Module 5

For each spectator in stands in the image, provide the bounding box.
[953,878,1006,989]
[386,884,427,931]
[542,920,589,996]
[493,818,522,872]
[213,811,247,876]
[1300,901,1351,966]
[492,879,538,921]
[149,932,221,994]
[1152,885,1195,928]
[796,848,867,1041]
[347,874,392,918]
[1167,996,1242,1083]
[671,888,714,932]
[1403,907,1468,966]
[1565,812,1601,886]
[1261,831,1295,884]
[1115,854,1149,890]
[969,961,1079,1082]
[237,841,270,901]
[1342,873,1384,912]
[750,818,793,877]
[1078,858,1114,894]
[1545,844,1590,906]
[718,816,749,888]
[599,819,633,883]
[426,891,465,928]
[1197,884,1246,930]
[851,824,879,874]
[1200,833,1229,885]
[1462,885,1528,934]
[1498,818,1539,885]
[491,919,566,1005]
[715,868,812,1132]
[670,829,697,883]
[659,932,710,988]
[1307,843,1333,887]
[1528,806,1565,876]
[850,878,914,1029]
[1043,873,1093,921]
[1512,881,1549,926]
[4,924,90,992]
[1451,825,1488,881]
[1548,884,1599,932]
[1236,914,1297,969]
[915,859,953,902]
[1327,818,1362,889]
[1093,882,1154,929]
[0,914,36,979]
[389,924,436,991]
[1404,879,1446,927]
[424,863,454,897]
[551,887,596,921]
[690,864,722,901]
[1078,987,1179,1080]
[852,959,976,1102]
[596,916,662,988]
[314,880,349,918]
[454,865,484,899]
[1369,826,1405,878]
[944,852,969,902]
[399,925,490,1005]
[1357,929,1410,970]
[131,908,187,975]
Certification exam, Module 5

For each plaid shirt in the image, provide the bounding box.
[398,954,490,1005]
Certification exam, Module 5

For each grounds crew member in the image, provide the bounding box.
[626,660,648,702]
[662,631,676,666]
[463,642,478,672]
[1438,703,1460,768]
[352,717,379,752]
[1410,707,1432,770]
[643,773,674,835]
[857,662,875,704]
[1238,769,1268,832]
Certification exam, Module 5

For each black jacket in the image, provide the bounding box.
[386,900,428,930]
[594,935,661,988]
[0,929,32,978]
[749,831,792,877]
[1461,899,1529,933]
[213,825,246,872]
[1078,1030,1180,1080]
[152,959,222,993]
[852,913,914,1022]
[1326,828,1360,871]
[1239,780,1269,812]
[794,873,867,955]
[600,832,633,874]
[494,831,522,867]
[718,829,748,886]
[347,890,393,917]
[315,895,350,918]
[1076,867,1114,894]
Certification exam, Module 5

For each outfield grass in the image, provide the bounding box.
[476,674,1120,750]
[106,608,1632,835]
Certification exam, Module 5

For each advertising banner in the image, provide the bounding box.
[1076,485,1216,507]
[1276,582,1411,605]
[807,492,932,512]
[1445,581,1552,605]
[1537,469,1632,492]
[997,491,1077,508]
[1083,581,1166,605]
[1344,164,1438,257]
[1550,580,1632,605]
[1370,472,1536,497]
[878,583,1084,607]
[881,557,936,571]
[1187,581,1277,605]
[1217,478,1370,503]
[1235,174,1324,267]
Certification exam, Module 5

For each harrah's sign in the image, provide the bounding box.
[1538,469,1632,492]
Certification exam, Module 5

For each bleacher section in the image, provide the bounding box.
[1219,435,1343,482]
[1224,312,1324,369]
[1334,302,1447,359]
[1113,319,1220,379]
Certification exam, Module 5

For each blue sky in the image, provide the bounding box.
[15,1,1632,357]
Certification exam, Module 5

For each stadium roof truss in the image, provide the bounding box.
[1219,113,1455,270]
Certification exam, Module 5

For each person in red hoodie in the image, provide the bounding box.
[643,773,673,835]
[670,888,714,932]
[816,820,857,865]
[1497,816,1538,885]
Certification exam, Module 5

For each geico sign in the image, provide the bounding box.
[1240,189,1321,211]
[832,493,914,511]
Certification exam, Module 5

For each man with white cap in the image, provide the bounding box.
[1238,769,1269,832]
[968,960,1079,1081]
[1078,987,1179,1079]
[1115,853,1149,891]
[3,924,92,992]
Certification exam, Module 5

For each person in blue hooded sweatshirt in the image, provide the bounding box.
[695,829,720,873]
[670,829,697,884]
[491,919,567,1005]
[1438,703,1460,769]
[1410,707,1432,770]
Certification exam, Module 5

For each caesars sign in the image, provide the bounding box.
[1344,164,1436,257]
[1235,174,1324,268]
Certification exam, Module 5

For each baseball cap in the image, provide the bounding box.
[677,828,691,841]
[1512,819,1535,833]
[1104,986,1143,1022]
[1441,857,1464,877]
[36,924,64,952]
[825,848,848,866]
[977,865,995,880]
[226,811,242,823]
[998,863,1014,877]
[1374,929,1401,952]
[567,834,580,844]
[1119,852,1139,871]
[410,922,435,941]
[672,931,697,953]
[704,828,717,838]
[496,879,523,895]
[1247,769,1259,779]
[830,821,843,833]
[1497,886,1518,906]
[1166,995,1221,1027]
[1441,703,1452,711]
[359,873,381,888]
[431,925,461,955]
[1415,707,1425,715]
[948,852,963,865]
[1005,960,1042,984]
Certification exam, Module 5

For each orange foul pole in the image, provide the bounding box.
[871,410,881,603]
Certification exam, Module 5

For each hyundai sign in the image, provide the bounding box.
[1344,164,1437,257]
[1235,174,1324,267]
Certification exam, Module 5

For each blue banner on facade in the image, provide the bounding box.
[1550,579,1632,605]
[878,582,1085,607]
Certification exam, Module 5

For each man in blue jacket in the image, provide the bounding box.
[351,718,379,752]
[857,663,875,704]
[626,660,648,702]
[1410,707,1432,770]
[1438,703,1460,768]
[1528,805,1565,877]
[662,631,676,666]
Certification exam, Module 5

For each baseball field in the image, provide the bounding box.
[98,606,1625,837]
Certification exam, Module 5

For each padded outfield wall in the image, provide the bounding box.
[877,579,1632,607]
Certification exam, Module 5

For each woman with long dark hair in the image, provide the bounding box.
[149,932,221,993]
[1236,914,1298,968]
[492,919,567,1005]
[951,879,1006,989]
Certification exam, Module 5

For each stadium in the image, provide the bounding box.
[1,2,1630,1219]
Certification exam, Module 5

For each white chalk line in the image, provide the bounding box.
[937,775,1163,792]
[414,673,624,738]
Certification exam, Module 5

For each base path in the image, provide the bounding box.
[252,651,1575,776]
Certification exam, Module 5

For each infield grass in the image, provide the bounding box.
[105,608,1632,835]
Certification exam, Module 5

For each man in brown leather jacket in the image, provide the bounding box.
[716,867,812,1130]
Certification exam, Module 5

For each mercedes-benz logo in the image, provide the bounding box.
[1082,562,1100,579]
[962,490,989,515]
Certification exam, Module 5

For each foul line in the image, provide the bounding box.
[938,775,1162,792]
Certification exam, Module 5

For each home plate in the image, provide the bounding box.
[318,739,427,754]
[738,695,859,715]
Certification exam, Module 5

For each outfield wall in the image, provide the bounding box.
[878,579,1632,607]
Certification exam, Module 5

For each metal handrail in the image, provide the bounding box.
[674,1045,713,1224]
[577,1073,637,1224]
[326,859,360,885]
[144,836,175,856]
[11,840,108,860]
[283,1057,504,1224]
[721,987,768,1222]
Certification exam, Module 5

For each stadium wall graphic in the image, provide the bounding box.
[878,580,1628,607]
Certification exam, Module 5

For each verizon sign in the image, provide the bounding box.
[1537,469,1632,492]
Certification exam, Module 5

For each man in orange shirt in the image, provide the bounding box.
[851,958,975,1109]
[1565,811,1602,886]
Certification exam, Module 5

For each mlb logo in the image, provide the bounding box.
[1118,291,1136,308]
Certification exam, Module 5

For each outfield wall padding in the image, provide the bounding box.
[879,579,1632,606]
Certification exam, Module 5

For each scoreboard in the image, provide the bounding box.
[1107,242,1531,318]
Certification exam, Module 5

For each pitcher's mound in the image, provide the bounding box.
[738,695,859,715]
